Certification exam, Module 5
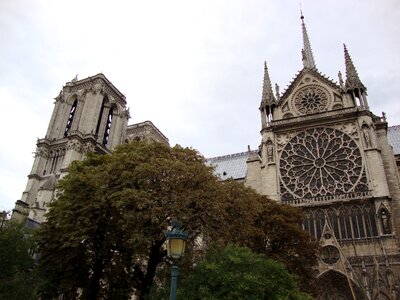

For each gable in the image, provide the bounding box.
[279,69,343,119]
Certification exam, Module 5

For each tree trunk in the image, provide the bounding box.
[82,256,104,300]
[137,241,165,300]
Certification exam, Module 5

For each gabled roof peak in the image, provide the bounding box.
[280,68,341,101]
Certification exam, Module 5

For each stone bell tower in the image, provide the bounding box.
[12,74,130,224]
[246,13,400,299]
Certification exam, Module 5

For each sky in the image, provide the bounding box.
[0,0,399,212]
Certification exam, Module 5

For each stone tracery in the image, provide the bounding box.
[280,127,367,201]
[293,85,329,114]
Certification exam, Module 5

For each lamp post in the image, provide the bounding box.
[165,220,188,300]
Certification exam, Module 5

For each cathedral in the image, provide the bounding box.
[12,14,400,300]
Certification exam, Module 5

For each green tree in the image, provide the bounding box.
[0,221,37,300]
[36,142,263,299]
[249,200,319,294]
[177,244,312,300]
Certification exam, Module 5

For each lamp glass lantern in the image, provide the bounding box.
[165,221,188,259]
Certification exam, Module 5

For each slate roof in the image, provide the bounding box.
[207,151,249,180]
[388,125,400,155]
[207,125,400,180]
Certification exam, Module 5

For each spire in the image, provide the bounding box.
[300,11,316,69]
[260,61,276,107]
[343,44,366,91]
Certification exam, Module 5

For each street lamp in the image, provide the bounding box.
[165,220,188,300]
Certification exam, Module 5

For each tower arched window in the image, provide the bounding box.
[103,107,114,145]
[380,208,391,235]
[64,99,77,137]
[95,97,106,136]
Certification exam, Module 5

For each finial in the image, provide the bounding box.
[260,61,276,107]
[300,9,316,69]
[275,83,280,100]
[343,44,366,91]
[300,2,304,20]
[338,71,344,88]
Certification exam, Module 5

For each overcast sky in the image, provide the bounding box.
[1,0,399,212]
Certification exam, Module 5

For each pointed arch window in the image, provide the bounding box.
[303,210,314,240]
[64,99,77,137]
[327,208,340,239]
[363,204,378,237]
[96,97,106,136]
[315,209,325,240]
[103,107,114,145]
[339,207,351,240]
[380,208,391,235]
[351,206,364,238]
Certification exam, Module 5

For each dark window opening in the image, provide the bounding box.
[103,107,114,145]
[95,98,106,136]
[64,100,77,137]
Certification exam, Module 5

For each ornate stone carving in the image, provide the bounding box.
[66,140,81,152]
[276,132,294,152]
[266,140,274,163]
[321,245,340,264]
[82,142,95,154]
[34,146,49,158]
[341,122,358,138]
[91,82,104,95]
[293,85,330,115]
[54,90,64,103]
[361,123,372,148]
[279,127,367,201]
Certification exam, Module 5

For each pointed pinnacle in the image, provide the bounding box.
[260,62,276,107]
[301,13,316,69]
[343,44,366,91]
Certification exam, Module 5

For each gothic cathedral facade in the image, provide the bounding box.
[244,16,400,299]
[12,74,168,225]
[12,14,400,300]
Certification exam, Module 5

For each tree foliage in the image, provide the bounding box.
[0,221,37,300]
[36,142,262,299]
[36,141,319,299]
[248,200,319,293]
[177,244,312,300]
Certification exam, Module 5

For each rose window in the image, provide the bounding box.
[279,127,367,201]
[321,245,340,264]
[293,86,329,114]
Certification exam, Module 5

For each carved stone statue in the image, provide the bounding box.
[362,126,372,148]
[266,142,274,163]
[338,71,344,89]
[275,83,280,100]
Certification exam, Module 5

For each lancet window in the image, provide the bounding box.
[96,97,106,136]
[303,204,379,241]
[64,99,77,137]
[103,106,114,145]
